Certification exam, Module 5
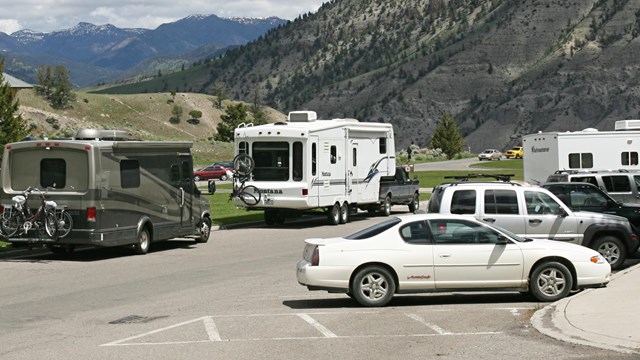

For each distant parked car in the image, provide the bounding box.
[296,214,610,307]
[478,149,502,161]
[194,165,229,181]
[504,146,524,159]
[213,161,234,169]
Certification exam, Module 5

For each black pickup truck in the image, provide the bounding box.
[374,166,421,216]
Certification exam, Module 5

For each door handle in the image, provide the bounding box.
[483,218,496,223]
[529,219,542,224]
[439,254,451,258]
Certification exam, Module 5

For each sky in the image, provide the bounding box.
[0,0,327,34]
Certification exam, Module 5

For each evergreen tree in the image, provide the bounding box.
[35,65,53,99]
[212,82,227,109]
[170,105,183,123]
[430,113,464,159]
[215,103,248,142]
[49,65,76,109]
[0,59,29,157]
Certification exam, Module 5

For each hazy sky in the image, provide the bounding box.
[0,0,326,34]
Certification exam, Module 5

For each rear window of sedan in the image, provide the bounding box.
[345,217,402,240]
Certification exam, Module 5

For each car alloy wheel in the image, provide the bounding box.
[351,266,396,307]
[529,261,573,302]
[593,236,625,270]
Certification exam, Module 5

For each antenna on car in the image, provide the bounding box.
[444,174,515,182]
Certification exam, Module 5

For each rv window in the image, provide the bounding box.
[40,159,66,189]
[252,141,289,181]
[293,142,303,181]
[330,146,337,164]
[170,164,180,184]
[621,152,639,166]
[602,176,631,193]
[568,153,593,169]
[311,143,317,176]
[120,160,140,188]
[353,147,357,166]
[379,137,387,154]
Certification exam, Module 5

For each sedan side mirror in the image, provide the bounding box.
[496,235,509,245]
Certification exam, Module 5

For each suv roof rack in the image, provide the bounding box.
[444,174,516,182]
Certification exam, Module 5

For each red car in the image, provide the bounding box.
[193,165,229,181]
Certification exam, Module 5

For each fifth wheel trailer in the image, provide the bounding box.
[523,120,640,184]
[233,111,396,225]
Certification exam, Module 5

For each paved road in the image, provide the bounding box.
[1,214,636,359]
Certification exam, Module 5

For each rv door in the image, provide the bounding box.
[179,156,193,228]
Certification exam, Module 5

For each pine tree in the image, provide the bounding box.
[49,66,76,109]
[0,59,29,158]
[215,103,248,142]
[430,113,464,159]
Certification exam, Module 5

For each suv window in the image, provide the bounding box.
[602,175,631,192]
[484,189,519,215]
[524,191,563,215]
[450,189,476,214]
[571,176,598,186]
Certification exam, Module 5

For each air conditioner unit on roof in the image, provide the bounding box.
[288,111,317,122]
[615,120,640,131]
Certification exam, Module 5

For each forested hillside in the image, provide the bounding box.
[99,0,640,151]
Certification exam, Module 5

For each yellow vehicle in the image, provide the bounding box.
[505,146,524,159]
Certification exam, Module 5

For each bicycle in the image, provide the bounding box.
[229,154,261,206]
[1,187,71,240]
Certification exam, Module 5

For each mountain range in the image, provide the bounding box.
[0,15,287,86]
[96,0,640,152]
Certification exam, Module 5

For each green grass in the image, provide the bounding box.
[469,159,523,170]
[412,169,524,189]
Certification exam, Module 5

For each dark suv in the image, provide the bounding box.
[542,182,640,238]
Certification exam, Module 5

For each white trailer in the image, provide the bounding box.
[523,120,640,184]
[233,111,396,225]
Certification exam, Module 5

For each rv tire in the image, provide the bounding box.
[134,228,150,255]
[328,203,340,225]
[195,217,211,243]
[381,196,392,216]
[48,244,75,254]
[264,210,276,225]
[339,202,349,224]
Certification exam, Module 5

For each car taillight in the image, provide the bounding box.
[87,207,96,222]
[311,246,319,266]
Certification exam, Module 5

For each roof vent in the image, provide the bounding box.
[581,128,598,132]
[615,120,640,131]
[75,128,130,141]
[288,111,317,122]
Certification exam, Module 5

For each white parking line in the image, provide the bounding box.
[203,316,222,341]
[405,313,452,335]
[101,316,214,347]
[296,313,338,338]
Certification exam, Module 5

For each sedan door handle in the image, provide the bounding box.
[439,254,451,258]
[529,219,542,224]
[483,218,496,223]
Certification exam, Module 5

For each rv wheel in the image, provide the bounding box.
[339,202,349,224]
[264,210,276,225]
[195,217,211,243]
[328,203,340,225]
[381,196,392,216]
[134,228,150,255]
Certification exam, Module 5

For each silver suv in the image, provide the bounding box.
[427,175,639,269]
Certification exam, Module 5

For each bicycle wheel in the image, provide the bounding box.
[56,210,73,238]
[1,209,20,238]
[43,209,58,239]
[238,185,261,206]
[233,154,255,176]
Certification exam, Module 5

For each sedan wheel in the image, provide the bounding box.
[593,236,626,270]
[529,261,573,302]
[220,174,228,181]
[351,266,396,307]
[194,175,201,182]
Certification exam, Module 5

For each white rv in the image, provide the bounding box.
[233,111,396,225]
[523,120,640,184]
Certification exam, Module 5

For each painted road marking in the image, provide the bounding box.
[296,313,338,338]
[405,313,452,335]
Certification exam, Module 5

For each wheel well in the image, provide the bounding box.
[349,262,399,294]
[528,257,578,290]
[584,228,627,250]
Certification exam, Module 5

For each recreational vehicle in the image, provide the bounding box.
[233,111,396,225]
[0,129,212,254]
[523,120,640,184]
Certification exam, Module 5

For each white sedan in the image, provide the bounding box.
[296,214,610,307]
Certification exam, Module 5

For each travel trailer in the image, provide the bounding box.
[0,129,212,254]
[523,120,640,184]
[233,111,396,225]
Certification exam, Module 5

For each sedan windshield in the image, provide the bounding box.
[345,217,402,240]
